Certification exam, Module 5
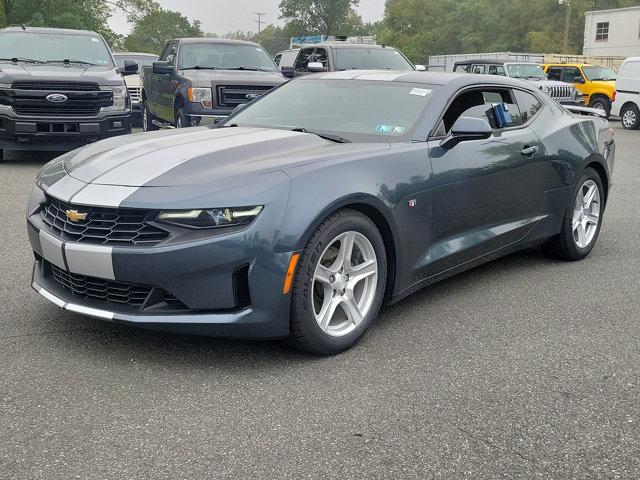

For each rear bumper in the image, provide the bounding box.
[0,111,132,151]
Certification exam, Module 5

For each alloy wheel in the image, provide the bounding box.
[572,179,601,248]
[622,109,637,128]
[312,231,378,337]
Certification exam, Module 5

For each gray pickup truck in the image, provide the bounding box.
[141,38,288,130]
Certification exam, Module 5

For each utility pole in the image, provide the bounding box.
[559,0,571,53]
[253,12,266,35]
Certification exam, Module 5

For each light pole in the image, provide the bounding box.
[559,0,571,53]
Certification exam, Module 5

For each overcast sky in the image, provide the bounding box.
[109,0,387,36]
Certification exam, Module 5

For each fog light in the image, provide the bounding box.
[112,121,123,129]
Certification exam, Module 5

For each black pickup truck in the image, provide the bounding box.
[141,38,289,130]
[0,27,135,160]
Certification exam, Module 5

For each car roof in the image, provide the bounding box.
[177,38,260,47]
[113,52,158,57]
[0,26,99,36]
[454,59,541,66]
[543,63,595,67]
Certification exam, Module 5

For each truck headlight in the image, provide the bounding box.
[157,206,263,229]
[188,87,213,108]
[100,85,128,112]
[540,85,551,95]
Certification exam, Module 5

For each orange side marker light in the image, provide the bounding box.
[283,253,300,294]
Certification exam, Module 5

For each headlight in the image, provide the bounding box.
[27,186,46,216]
[540,85,551,95]
[157,206,263,229]
[188,87,213,108]
[100,85,128,111]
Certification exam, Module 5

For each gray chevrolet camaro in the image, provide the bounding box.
[27,71,615,355]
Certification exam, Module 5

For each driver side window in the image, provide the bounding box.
[295,48,315,72]
[441,88,523,133]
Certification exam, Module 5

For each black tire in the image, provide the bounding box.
[142,102,158,131]
[621,104,640,130]
[542,167,604,261]
[288,209,387,355]
[588,96,611,118]
[0,149,3,162]
[175,107,188,128]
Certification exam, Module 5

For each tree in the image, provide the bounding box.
[279,0,362,35]
[123,8,203,54]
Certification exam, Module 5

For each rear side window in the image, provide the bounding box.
[546,67,563,81]
[454,64,471,73]
[488,65,505,75]
[471,65,486,74]
[513,90,543,124]
[619,61,640,78]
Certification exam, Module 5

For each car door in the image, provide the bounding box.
[426,86,547,273]
[157,42,178,122]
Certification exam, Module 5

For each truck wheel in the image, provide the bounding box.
[142,102,158,132]
[589,96,611,118]
[0,149,3,162]
[621,104,640,130]
[175,107,188,128]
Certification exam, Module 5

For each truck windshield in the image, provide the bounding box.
[582,66,617,81]
[224,79,436,143]
[114,55,157,69]
[179,43,277,71]
[335,48,414,71]
[506,64,546,79]
[0,31,113,66]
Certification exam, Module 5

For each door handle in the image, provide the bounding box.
[521,145,540,156]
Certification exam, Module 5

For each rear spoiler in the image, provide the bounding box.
[564,105,607,118]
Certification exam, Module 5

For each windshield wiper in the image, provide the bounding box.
[47,59,99,66]
[0,57,45,64]
[182,66,218,70]
[291,127,350,143]
[225,67,271,72]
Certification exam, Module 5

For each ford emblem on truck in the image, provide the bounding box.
[45,93,69,103]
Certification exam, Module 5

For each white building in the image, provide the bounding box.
[583,6,640,57]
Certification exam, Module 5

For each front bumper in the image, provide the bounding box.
[27,209,294,339]
[0,110,132,151]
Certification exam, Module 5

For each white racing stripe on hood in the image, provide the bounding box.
[92,128,304,187]
[70,184,138,208]
[44,175,87,203]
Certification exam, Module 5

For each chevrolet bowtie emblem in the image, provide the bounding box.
[65,210,87,222]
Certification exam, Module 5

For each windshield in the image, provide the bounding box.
[114,55,157,69]
[506,64,546,79]
[335,48,414,71]
[582,66,617,81]
[179,43,277,71]
[224,79,436,142]
[0,31,113,66]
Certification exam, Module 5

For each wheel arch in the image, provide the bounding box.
[620,100,640,112]
[585,160,609,205]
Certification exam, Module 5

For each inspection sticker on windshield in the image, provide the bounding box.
[377,125,406,134]
[91,37,100,43]
[409,88,431,97]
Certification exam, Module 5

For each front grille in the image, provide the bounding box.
[14,104,100,116]
[548,85,574,100]
[217,85,274,108]
[40,196,170,246]
[128,86,141,103]
[50,263,153,307]
[12,81,99,91]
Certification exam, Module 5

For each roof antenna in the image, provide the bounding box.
[21,24,27,31]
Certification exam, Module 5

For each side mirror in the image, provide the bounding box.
[415,64,427,72]
[232,103,247,114]
[440,117,492,149]
[281,66,295,79]
[307,62,327,73]
[123,59,138,75]
[152,61,173,75]
[573,76,585,84]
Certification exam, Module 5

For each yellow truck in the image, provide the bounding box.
[542,63,617,117]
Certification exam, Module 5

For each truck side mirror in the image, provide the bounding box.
[281,66,295,79]
[415,64,427,71]
[307,62,327,73]
[123,59,138,75]
[153,61,173,75]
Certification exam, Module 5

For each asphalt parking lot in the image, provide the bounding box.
[1,123,639,479]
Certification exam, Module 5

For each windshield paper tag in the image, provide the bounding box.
[377,125,406,134]
[91,37,100,43]
[409,88,431,97]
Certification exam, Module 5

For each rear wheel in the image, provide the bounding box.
[543,167,604,261]
[288,209,387,355]
[588,96,611,118]
[142,102,158,131]
[621,104,640,130]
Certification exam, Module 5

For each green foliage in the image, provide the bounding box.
[123,8,203,54]
[279,0,363,35]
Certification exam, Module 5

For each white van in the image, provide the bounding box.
[611,57,640,130]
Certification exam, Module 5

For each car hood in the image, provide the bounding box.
[521,78,573,88]
[179,69,287,87]
[0,63,124,86]
[55,127,389,188]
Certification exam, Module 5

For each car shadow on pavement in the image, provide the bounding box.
[44,246,560,369]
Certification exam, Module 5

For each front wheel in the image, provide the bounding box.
[543,167,604,261]
[142,102,158,131]
[175,107,188,128]
[288,209,387,355]
[588,96,611,118]
[621,104,640,130]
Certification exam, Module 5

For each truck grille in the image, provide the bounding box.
[128,86,141,103]
[217,85,274,108]
[14,104,100,116]
[40,196,170,246]
[12,81,99,91]
[547,85,574,101]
